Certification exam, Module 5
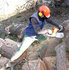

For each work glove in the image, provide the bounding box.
[58,25,64,32]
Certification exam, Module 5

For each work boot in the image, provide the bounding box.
[6,62,12,68]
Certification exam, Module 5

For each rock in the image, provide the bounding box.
[54,0,64,6]
[45,57,56,69]
[22,59,39,70]
[0,0,38,21]
[62,20,69,48]
[0,38,4,48]
[0,67,6,70]
[62,20,69,32]
[63,0,69,6]
[0,57,9,67]
[22,57,56,70]
[0,38,18,58]
[5,23,27,41]
[45,38,62,56]
[54,0,69,7]
[55,42,67,70]
[66,53,69,69]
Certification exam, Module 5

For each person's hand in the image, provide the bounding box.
[58,25,64,32]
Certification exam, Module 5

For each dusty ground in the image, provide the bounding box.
[0,6,69,70]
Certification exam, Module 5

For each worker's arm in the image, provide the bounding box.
[31,18,47,34]
[46,17,64,32]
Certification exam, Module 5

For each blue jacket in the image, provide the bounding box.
[25,12,46,36]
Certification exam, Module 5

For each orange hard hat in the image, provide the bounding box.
[39,5,50,18]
